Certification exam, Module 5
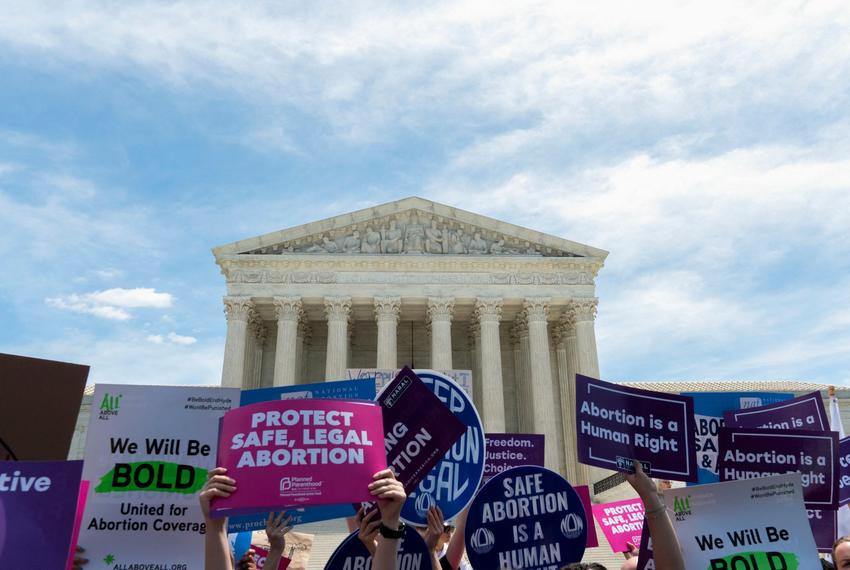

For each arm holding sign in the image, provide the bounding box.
[626,461,683,570]
[369,469,406,570]
[356,507,381,556]
[444,506,469,570]
[199,467,237,570]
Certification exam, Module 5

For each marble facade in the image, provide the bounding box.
[212,196,608,485]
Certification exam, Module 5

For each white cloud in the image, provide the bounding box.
[167,332,197,345]
[46,287,174,320]
[146,334,164,344]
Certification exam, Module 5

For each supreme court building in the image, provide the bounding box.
[212,196,607,486]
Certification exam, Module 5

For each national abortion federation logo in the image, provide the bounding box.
[561,513,584,539]
[415,492,435,518]
[469,527,495,554]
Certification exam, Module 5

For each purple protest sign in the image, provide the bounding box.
[575,374,698,482]
[212,399,386,518]
[483,434,544,484]
[839,436,850,507]
[635,520,653,570]
[574,485,599,548]
[0,460,83,568]
[724,391,829,431]
[718,427,839,509]
[379,367,466,493]
[591,498,644,553]
[808,509,837,553]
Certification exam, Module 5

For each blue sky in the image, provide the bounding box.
[1,1,849,386]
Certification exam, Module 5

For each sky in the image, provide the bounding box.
[1,0,849,387]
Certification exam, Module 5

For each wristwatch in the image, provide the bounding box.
[379,521,406,539]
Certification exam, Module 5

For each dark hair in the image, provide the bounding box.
[560,564,608,570]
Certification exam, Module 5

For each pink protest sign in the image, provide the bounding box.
[211,399,386,518]
[251,545,291,569]
[591,498,644,553]
[574,485,599,548]
[65,480,90,570]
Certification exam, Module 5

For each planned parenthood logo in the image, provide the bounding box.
[415,492,435,518]
[469,527,495,554]
[561,513,584,539]
[279,478,292,492]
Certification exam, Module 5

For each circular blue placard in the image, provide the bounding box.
[465,465,588,570]
[324,525,431,570]
[401,370,486,525]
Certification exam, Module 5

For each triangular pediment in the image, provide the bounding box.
[213,197,608,260]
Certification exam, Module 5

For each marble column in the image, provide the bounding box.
[374,296,401,369]
[524,297,564,472]
[324,296,352,380]
[427,297,454,370]
[296,321,312,384]
[246,311,267,389]
[272,296,302,387]
[511,316,533,433]
[221,296,254,388]
[468,321,482,416]
[573,298,601,378]
[475,297,506,432]
[554,307,587,485]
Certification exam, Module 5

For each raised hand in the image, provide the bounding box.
[356,507,381,555]
[424,506,445,551]
[368,469,406,526]
[266,512,293,551]
[198,467,236,520]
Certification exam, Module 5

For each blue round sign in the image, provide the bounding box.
[401,370,486,525]
[465,465,588,570]
[324,525,430,570]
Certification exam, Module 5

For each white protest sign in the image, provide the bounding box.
[78,384,239,568]
[346,368,473,397]
[665,473,820,570]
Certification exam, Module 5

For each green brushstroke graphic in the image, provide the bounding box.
[708,551,798,570]
[95,462,206,494]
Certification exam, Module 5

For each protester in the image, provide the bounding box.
[561,461,683,570]
[264,511,294,570]
[833,536,850,568]
[356,507,382,555]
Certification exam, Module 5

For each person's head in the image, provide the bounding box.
[655,478,672,492]
[560,564,607,570]
[834,536,850,568]
[439,524,454,550]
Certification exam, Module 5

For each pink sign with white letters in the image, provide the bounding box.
[591,498,645,553]
[211,399,386,518]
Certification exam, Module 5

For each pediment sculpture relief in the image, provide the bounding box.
[242,210,582,257]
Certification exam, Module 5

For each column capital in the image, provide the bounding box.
[572,298,598,322]
[427,297,455,323]
[248,310,267,343]
[510,315,529,343]
[467,321,481,342]
[324,296,352,322]
[523,297,551,323]
[474,297,503,323]
[273,296,303,322]
[223,296,254,322]
[374,296,401,323]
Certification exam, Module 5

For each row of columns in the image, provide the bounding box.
[221,295,599,481]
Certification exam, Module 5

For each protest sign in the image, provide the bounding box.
[724,391,829,431]
[591,498,644,553]
[347,368,474,397]
[250,544,291,569]
[483,433,544,484]
[78,384,239,568]
[400,370,486,525]
[229,531,253,560]
[212,399,386,518]
[0,353,89,460]
[465,466,587,570]
[240,378,376,405]
[807,509,837,553]
[839,436,850,506]
[324,526,430,570]
[575,374,698,482]
[684,392,792,485]
[666,473,820,569]
[0,459,83,568]
[718,426,839,509]
[574,485,599,548]
[379,368,466,495]
[65,480,90,570]
[229,379,377,532]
